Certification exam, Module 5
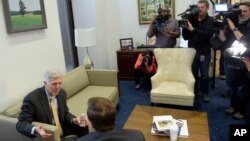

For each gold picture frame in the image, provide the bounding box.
[2,0,47,34]
[138,0,175,24]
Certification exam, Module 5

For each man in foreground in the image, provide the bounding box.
[16,69,88,141]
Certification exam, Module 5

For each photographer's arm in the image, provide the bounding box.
[146,56,157,73]
[147,16,157,38]
[227,18,243,41]
[134,54,143,69]
[188,19,214,38]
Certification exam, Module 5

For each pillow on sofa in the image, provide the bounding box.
[61,66,90,98]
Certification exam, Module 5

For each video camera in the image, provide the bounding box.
[213,3,241,30]
[178,5,199,28]
[153,5,171,27]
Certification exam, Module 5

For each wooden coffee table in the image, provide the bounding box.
[123,105,210,141]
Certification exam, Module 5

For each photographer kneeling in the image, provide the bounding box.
[218,2,250,119]
[134,50,157,89]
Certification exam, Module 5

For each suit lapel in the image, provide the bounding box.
[40,87,53,124]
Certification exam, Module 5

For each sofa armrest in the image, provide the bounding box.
[32,122,60,141]
[86,69,118,87]
[0,115,60,141]
[151,72,161,89]
[0,115,32,141]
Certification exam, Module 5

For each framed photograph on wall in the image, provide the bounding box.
[138,0,175,24]
[2,0,47,34]
[120,38,134,50]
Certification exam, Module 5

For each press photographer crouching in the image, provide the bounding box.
[217,1,250,119]
[147,6,180,48]
[134,50,157,89]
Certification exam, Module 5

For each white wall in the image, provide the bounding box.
[0,0,65,112]
[72,0,215,69]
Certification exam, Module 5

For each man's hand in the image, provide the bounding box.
[187,21,195,32]
[72,117,88,127]
[242,57,250,71]
[35,126,52,139]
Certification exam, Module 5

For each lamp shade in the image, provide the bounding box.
[74,28,96,47]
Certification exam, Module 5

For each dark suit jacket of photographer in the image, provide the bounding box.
[182,14,214,55]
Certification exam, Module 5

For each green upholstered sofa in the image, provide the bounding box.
[0,66,119,141]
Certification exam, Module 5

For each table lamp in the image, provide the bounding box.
[74,28,96,69]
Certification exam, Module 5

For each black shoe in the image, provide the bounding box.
[225,107,235,115]
[202,94,209,103]
[233,112,244,120]
[135,84,141,89]
[219,74,226,80]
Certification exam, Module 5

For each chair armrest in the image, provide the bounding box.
[86,69,118,87]
[182,72,195,92]
[32,122,60,141]
[151,73,161,89]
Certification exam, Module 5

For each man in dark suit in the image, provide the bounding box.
[77,97,145,141]
[16,69,88,140]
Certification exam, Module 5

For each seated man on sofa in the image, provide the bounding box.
[77,97,145,141]
[16,69,88,141]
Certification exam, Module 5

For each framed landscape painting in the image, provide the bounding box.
[138,0,175,24]
[2,0,47,33]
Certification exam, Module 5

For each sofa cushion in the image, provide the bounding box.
[61,66,89,98]
[67,86,118,116]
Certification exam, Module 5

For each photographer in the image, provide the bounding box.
[147,6,180,48]
[134,50,157,89]
[241,55,250,124]
[182,0,214,102]
[218,1,250,119]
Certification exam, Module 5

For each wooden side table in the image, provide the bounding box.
[116,47,155,80]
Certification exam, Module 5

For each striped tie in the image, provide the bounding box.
[50,96,63,136]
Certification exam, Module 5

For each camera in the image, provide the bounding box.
[178,5,199,28]
[213,3,241,30]
[142,55,149,63]
[153,5,171,27]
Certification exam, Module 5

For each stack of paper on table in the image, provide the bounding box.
[151,115,189,138]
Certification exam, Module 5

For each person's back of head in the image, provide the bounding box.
[87,97,116,132]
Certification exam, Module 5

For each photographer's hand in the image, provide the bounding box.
[187,21,195,32]
[242,57,250,71]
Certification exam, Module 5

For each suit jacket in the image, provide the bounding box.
[76,129,145,141]
[16,86,75,138]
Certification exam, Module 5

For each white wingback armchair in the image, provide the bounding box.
[150,48,196,107]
